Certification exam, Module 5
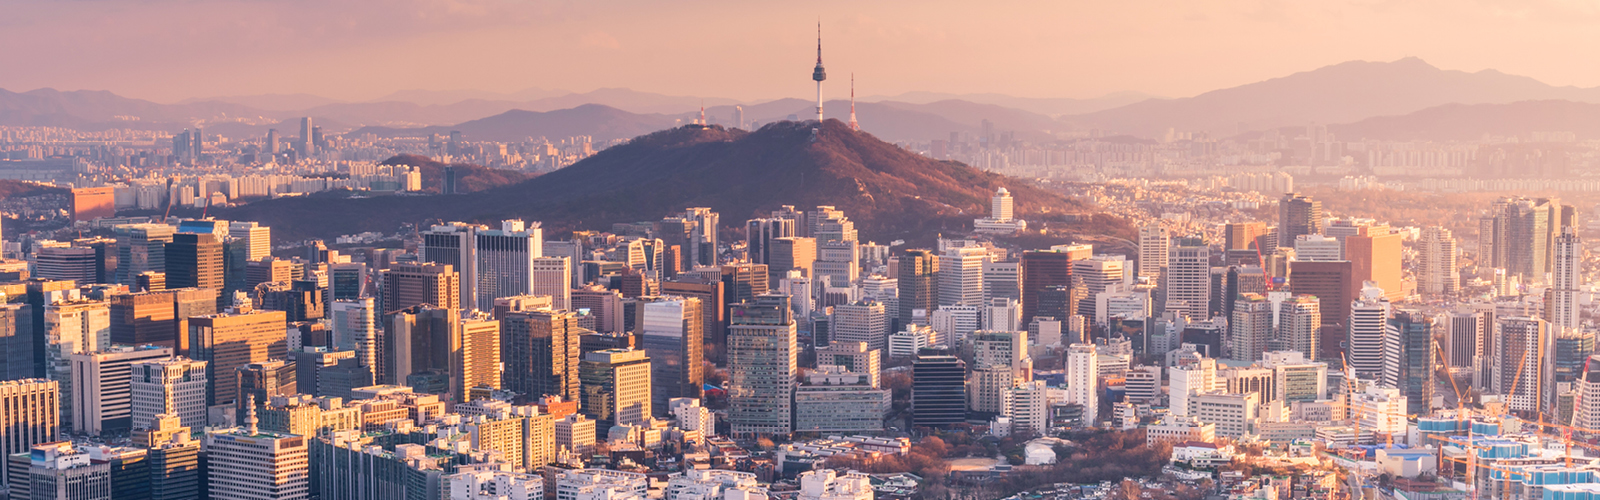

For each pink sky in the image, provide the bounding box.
[7,0,1600,103]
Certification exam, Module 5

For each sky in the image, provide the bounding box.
[8,0,1600,103]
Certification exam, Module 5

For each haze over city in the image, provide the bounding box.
[12,0,1600,103]
[9,3,1600,500]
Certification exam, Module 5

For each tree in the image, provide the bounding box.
[1111,479,1143,500]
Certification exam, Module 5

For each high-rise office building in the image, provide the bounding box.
[1072,255,1128,323]
[746,218,797,266]
[816,341,881,388]
[501,309,584,404]
[1346,228,1403,302]
[578,348,652,429]
[1388,310,1435,416]
[1164,238,1211,320]
[1019,250,1071,327]
[20,442,111,500]
[476,220,546,311]
[299,116,314,155]
[813,240,860,286]
[0,379,59,485]
[829,300,889,353]
[1224,222,1268,251]
[1347,284,1390,382]
[658,279,724,363]
[387,305,457,388]
[115,224,174,286]
[1278,193,1323,244]
[186,310,289,406]
[380,263,460,314]
[165,231,224,295]
[768,237,816,284]
[1551,227,1582,330]
[683,208,720,268]
[330,298,378,382]
[1137,224,1168,282]
[1277,294,1321,361]
[203,410,310,500]
[455,313,501,400]
[137,414,200,500]
[1576,355,1600,433]
[1418,227,1460,297]
[531,256,572,311]
[726,295,797,437]
[719,263,769,309]
[938,247,986,307]
[982,262,1020,304]
[897,249,939,323]
[69,345,172,436]
[969,330,1030,415]
[227,221,271,262]
[1228,294,1273,363]
[1288,260,1355,360]
[1444,308,1490,369]
[0,303,33,381]
[421,222,484,310]
[571,286,626,334]
[1494,316,1550,413]
[911,351,965,428]
[235,360,298,423]
[33,247,97,284]
[641,297,703,416]
[1065,344,1099,426]
[129,357,208,431]
[1481,197,1565,284]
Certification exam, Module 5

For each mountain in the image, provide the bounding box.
[520,88,742,115]
[696,98,1061,142]
[378,154,535,194]
[215,119,1089,242]
[347,104,678,142]
[179,93,344,111]
[0,88,273,129]
[1327,100,1600,142]
[369,87,568,106]
[864,91,1159,117]
[1064,57,1600,138]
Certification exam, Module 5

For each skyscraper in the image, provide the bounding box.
[235,360,297,423]
[420,222,483,310]
[0,379,60,484]
[227,221,272,262]
[746,218,796,266]
[1136,224,1168,282]
[501,309,583,403]
[69,345,173,435]
[1551,227,1582,330]
[579,348,652,429]
[1346,228,1403,302]
[129,357,208,431]
[32,247,97,284]
[1289,260,1355,360]
[186,310,288,406]
[330,298,378,381]
[1278,193,1323,244]
[1065,344,1099,426]
[1388,310,1434,416]
[203,409,310,500]
[939,246,986,307]
[969,330,1030,415]
[1228,294,1272,363]
[768,237,816,284]
[1072,255,1128,323]
[380,263,460,314]
[1019,250,1071,327]
[455,313,501,400]
[829,300,889,353]
[641,297,703,416]
[1164,238,1211,320]
[727,295,797,437]
[1494,316,1549,413]
[1223,222,1268,251]
[1418,226,1459,297]
[115,224,174,286]
[1277,294,1321,362]
[1347,283,1390,382]
[300,116,314,155]
[911,351,965,428]
[897,249,939,322]
[532,256,572,311]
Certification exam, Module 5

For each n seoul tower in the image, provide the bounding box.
[812,21,826,122]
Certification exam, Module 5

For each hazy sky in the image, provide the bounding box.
[8,0,1600,103]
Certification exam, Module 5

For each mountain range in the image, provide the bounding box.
[214,119,1089,242]
[12,58,1600,141]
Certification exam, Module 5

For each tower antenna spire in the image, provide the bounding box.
[811,19,827,122]
[849,73,859,131]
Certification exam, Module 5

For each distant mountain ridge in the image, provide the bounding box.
[215,119,1088,242]
[1064,57,1600,137]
